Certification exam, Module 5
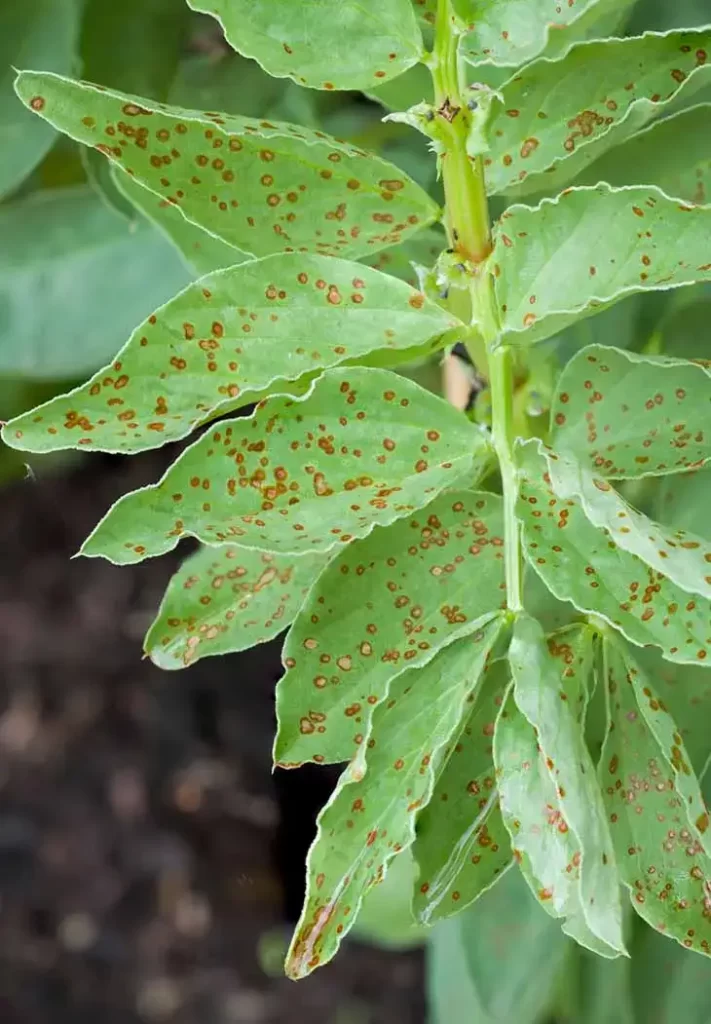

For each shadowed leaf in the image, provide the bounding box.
[2,254,461,455]
[286,623,503,978]
[144,544,330,670]
[275,490,505,766]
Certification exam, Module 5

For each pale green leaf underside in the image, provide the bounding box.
[516,441,711,665]
[286,624,502,980]
[485,29,711,197]
[112,167,249,275]
[576,104,711,206]
[601,639,711,956]
[508,616,625,955]
[14,71,439,261]
[80,367,490,565]
[144,544,330,670]
[456,0,618,69]
[188,0,423,92]
[413,659,512,923]
[0,186,189,380]
[491,184,711,346]
[275,490,505,766]
[0,0,79,199]
[495,688,618,957]
[550,345,711,479]
[2,254,460,455]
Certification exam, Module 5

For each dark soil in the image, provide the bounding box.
[0,449,425,1024]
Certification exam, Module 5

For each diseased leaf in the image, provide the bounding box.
[455,0,626,70]
[144,545,329,670]
[14,71,439,261]
[508,615,625,955]
[491,185,711,347]
[495,686,619,956]
[79,368,491,565]
[515,440,711,666]
[112,167,250,275]
[601,638,711,956]
[413,659,512,923]
[0,186,189,379]
[0,0,79,199]
[285,623,502,979]
[576,105,711,206]
[351,849,429,950]
[2,254,461,455]
[550,345,711,479]
[188,0,423,93]
[484,30,711,198]
[366,62,434,112]
[362,225,445,287]
[275,490,505,766]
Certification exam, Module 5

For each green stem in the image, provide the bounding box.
[429,0,523,613]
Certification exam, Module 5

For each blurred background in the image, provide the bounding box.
[1,0,710,1022]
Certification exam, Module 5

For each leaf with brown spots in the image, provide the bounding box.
[507,615,626,955]
[491,185,711,347]
[14,70,439,261]
[412,659,512,923]
[2,254,463,455]
[79,368,491,565]
[550,345,711,480]
[484,28,711,197]
[515,440,711,667]
[188,0,423,93]
[144,544,330,670]
[600,636,711,957]
[275,490,506,767]
[285,622,503,979]
[495,685,620,956]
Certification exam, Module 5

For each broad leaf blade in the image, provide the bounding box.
[79,368,490,564]
[286,623,502,979]
[189,0,423,93]
[515,440,711,666]
[484,30,711,197]
[601,638,711,955]
[413,659,512,923]
[0,0,79,198]
[508,615,625,954]
[550,345,711,479]
[14,71,439,261]
[2,254,461,454]
[275,490,505,766]
[0,186,189,379]
[144,545,329,670]
[491,185,711,347]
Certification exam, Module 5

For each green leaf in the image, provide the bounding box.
[576,105,711,206]
[14,71,439,261]
[362,224,445,287]
[144,544,329,670]
[351,849,429,950]
[365,62,434,112]
[275,489,504,767]
[285,622,502,979]
[78,368,491,565]
[495,685,620,956]
[656,465,711,536]
[491,184,711,347]
[0,186,189,379]
[2,254,462,455]
[601,637,711,956]
[515,440,711,666]
[188,0,423,93]
[508,615,625,955]
[445,868,570,1023]
[111,167,250,275]
[413,658,512,923]
[0,0,79,198]
[550,345,711,479]
[483,30,711,198]
[455,0,627,70]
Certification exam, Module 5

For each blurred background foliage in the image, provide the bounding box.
[1,1,711,1021]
